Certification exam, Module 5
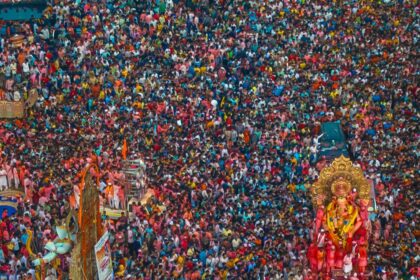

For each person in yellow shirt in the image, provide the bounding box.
[105,182,114,208]
[330,90,339,99]
[177,255,185,265]
[288,183,296,193]
[121,68,128,78]
[116,265,125,277]
[81,81,89,90]
[99,90,105,100]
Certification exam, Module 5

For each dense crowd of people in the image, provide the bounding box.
[0,0,418,279]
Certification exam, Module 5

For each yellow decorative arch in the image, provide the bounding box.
[310,155,371,208]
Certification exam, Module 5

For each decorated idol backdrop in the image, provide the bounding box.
[308,156,371,279]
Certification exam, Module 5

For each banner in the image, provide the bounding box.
[94,231,114,280]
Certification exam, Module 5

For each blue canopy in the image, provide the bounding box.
[0,0,46,22]
[0,197,17,217]
[318,122,349,160]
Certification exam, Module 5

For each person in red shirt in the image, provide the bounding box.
[307,242,318,273]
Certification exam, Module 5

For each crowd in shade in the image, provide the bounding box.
[0,1,44,4]
[0,0,418,279]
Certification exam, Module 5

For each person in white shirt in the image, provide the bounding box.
[11,236,19,253]
[231,236,241,250]
[13,90,21,101]
[384,209,392,220]
[343,252,353,275]
[8,255,20,276]
[44,265,57,280]
[22,61,30,76]
[0,168,8,190]
[20,255,27,270]
[40,28,50,40]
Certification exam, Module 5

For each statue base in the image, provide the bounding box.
[331,269,344,278]
[100,206,131,219]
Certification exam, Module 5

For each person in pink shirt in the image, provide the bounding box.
[117,185,125,209]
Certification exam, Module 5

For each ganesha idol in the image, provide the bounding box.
[308,156,371,278]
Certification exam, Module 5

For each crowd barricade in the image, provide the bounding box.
[0,100,25,118]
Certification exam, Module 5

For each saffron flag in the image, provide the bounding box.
[122,139,127,160]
